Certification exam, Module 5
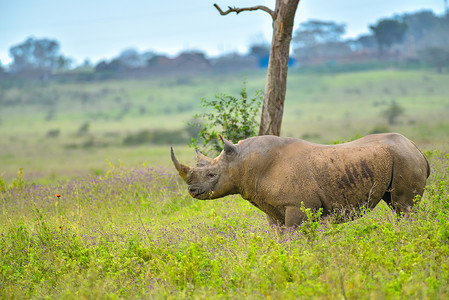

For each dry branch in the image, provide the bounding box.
[213,3,275,20]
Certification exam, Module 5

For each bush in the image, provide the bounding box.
[77,122,90,136]
[123,129,190,146]
[189,85,263,155]
[381,101,405,125]
[46,129,60,138]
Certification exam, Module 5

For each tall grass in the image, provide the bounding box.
[1,151,448,298]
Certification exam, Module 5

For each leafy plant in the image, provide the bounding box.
[189,84,263,155]
[299,201,323,241]
[11,168,26,189]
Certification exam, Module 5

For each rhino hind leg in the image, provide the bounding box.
[381,134,429,217]
[384,189,422,217]
[383,170,426,217]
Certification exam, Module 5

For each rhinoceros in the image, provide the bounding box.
[171,133,429,227]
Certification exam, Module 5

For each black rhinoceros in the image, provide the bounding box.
[171,133,429,227]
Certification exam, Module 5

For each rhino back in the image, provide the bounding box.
[339,133,429,182]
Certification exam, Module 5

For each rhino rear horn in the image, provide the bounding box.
[195,149,213,166]
[170,147,190,180]
[218,134,238,155]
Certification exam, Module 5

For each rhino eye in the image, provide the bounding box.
[206,173,217,179]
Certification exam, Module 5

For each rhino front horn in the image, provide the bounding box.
[170,147,190,180]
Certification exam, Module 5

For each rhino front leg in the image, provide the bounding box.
[285,206,307,227]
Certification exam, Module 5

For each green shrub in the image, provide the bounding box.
[123,128,190,145]
[77,121,90,136]
[189,84,262,155]
[46,129,60,138]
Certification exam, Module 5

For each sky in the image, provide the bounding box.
[0,0,446,67]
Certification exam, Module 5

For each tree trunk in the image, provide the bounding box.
[214,1,300,136]
[259,0,300,136]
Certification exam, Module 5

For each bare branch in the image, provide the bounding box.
[214,3,275,20]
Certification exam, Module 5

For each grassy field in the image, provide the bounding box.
[1,149,448,298]
[1,68,449,298]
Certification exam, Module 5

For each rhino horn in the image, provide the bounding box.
[170,147,190,180]
[195,149,213,166]
[218,134,238,155]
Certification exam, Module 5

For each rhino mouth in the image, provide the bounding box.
[190,191,204,198]
[188,186,214,200]
[188,186,207,199]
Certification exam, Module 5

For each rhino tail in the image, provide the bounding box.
[424,155,430,178]
[382,163,395,208]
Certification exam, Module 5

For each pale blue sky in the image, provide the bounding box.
[0,0,445,66]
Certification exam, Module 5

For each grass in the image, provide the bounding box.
[1,151,448,298]
[1,69,449,297]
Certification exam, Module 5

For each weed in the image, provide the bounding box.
[11,168,26,189]
[299,202,323,241]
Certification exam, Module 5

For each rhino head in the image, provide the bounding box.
[171,134,240,200]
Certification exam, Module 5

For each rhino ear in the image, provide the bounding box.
[195,149,213,166]
[218,134,238,156]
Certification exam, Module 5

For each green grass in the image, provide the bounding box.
[1,151,448,298]
[1,69,449,297]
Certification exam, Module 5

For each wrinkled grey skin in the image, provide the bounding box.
[171,133,430,227]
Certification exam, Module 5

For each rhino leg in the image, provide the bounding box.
[285,206,307,227]
[385,187,423,217]
[384,172,426,217]
[381,134,429,217]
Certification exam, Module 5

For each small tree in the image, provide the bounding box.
[382,101,405,125]
[293,20,346,48]
[189,86,263,155]
[370,19,408,54]
[249,43,270,59]
[9,37,62,74]
[419,47,449,73]
[0,61,5,77]
[292,20,349,64]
